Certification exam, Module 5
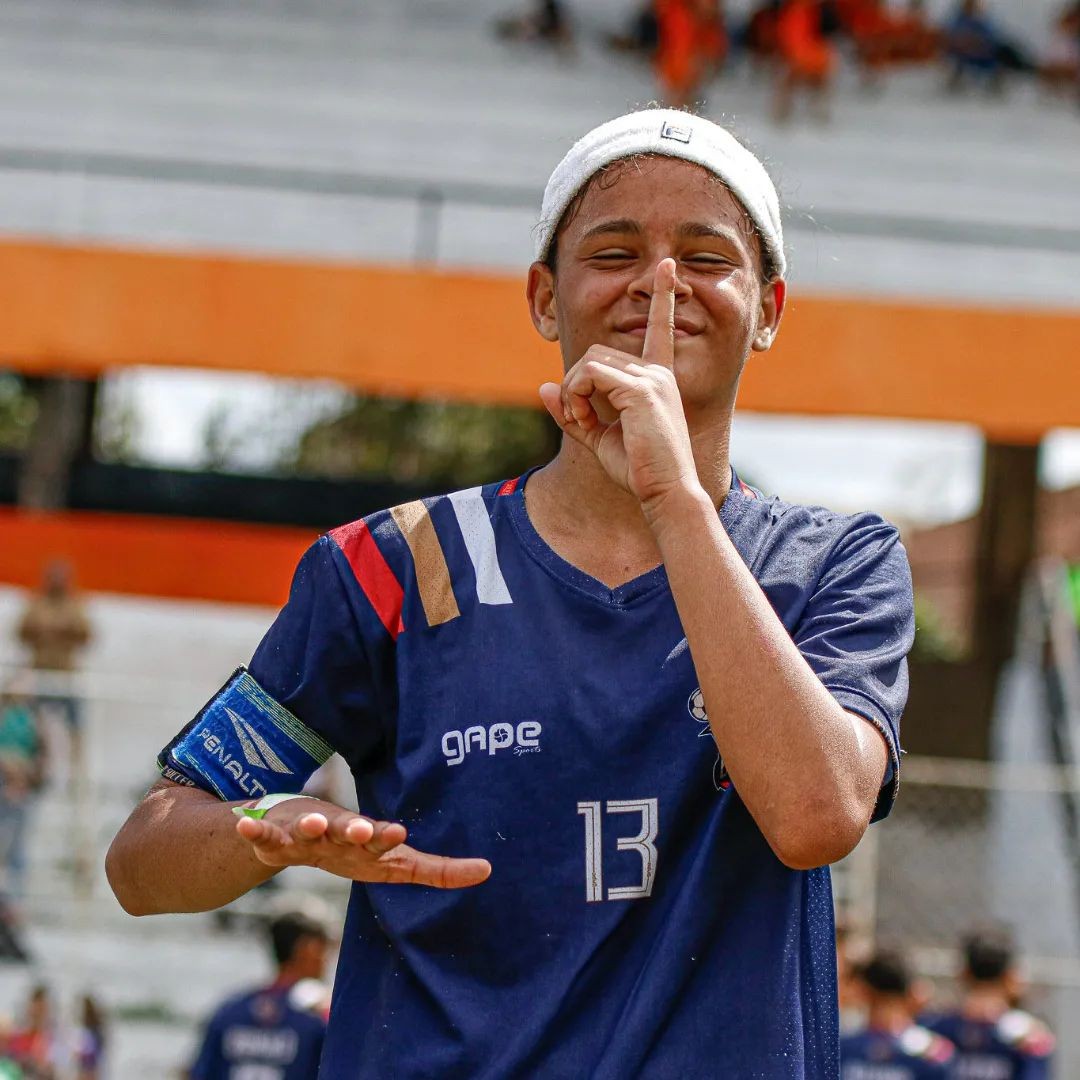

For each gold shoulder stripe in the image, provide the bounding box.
[389,500,461,627]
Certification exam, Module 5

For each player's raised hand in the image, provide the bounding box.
[539,259,698,508]
[235,798,492,889]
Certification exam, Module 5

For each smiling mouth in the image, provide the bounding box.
[620,326,697,339]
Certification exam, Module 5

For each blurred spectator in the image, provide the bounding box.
[6,985,58,1080]
[0,672,47,960]
[72,997,105,1080]
[655,0,728,107]
[17,560,92,734]
[743,1,782,71]
[943,0,1033,93]
[495,1,572,48]
[607,4,659,56]
[922,928,1055,1079]
[774,0,837,123]
[189,910,331,1080]
[840,0,939,83]
[835,920,867,1035]
[840,947,955,1078]
[1039,2,1080,98]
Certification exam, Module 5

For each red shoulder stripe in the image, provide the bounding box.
[329,520,405,639]
[497,477,520,496]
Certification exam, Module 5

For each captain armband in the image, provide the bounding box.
[156,667,334,802]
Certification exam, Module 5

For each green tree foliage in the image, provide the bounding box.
[912,593,966,662]
[0,373,38,451]
[284,395,558,487]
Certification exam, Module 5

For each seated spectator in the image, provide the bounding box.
[841,0,939,79]
[922,927,1055,1079]
[744,0,783,70]
[774,0,837,123]
[73,996,106,1080]
[607,3,659,55]
[7,984,59,1080]
[943,0,1032,92]
[840,948,955,1078]
[1040,2,1080,97]
[0,672,47,912]
[655,0,728,107]
[495,1,572,48]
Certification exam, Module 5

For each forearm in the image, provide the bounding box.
[646,484,885,867]
[106,780,278,915]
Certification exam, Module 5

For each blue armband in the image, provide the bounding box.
[157,667,334,801]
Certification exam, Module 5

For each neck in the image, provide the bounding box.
[963,984,1011,1021]
[866,1001,914,1036]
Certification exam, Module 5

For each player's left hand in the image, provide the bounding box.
[539,259,700,512]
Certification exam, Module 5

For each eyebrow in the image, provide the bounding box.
[579,218,643,242]
[578,219,743,244]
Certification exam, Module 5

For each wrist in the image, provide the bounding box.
[233,793,316,820]
[641,480,713,536]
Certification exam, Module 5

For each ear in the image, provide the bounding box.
[751,278,786,353]
[526,261,560,343]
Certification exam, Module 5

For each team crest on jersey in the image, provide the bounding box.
[687,688,730,791]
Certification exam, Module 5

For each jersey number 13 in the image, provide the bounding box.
[577,798,659,903]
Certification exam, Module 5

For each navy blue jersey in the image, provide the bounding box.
[922,1011,1055,1080]
[190,984,326,1080]
[840,1026,956,1080]
[161,470,914,1079]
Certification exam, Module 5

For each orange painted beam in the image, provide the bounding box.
[2,238,1079,441]
[0,508,314,606]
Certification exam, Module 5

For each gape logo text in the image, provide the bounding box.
[442,721,542,766]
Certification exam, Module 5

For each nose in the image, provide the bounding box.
[628,258,692,304]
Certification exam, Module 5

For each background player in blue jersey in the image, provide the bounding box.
[106,109,915,1077]
[840,948,955,1080]
[189,911,330,1080]
[921,929,1055,1080]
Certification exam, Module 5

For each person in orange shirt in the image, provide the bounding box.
[655,0,728,107]
[774,0,836,122]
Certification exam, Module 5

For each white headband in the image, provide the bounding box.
[535,109,785,279]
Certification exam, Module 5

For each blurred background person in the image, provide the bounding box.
[1039,2,1080,97]
[494,0,572,49]
[655,0,728,107]
[0,671,47,961]
[6,985,58,1080]
[16,560,92,738]
[922,928,1056,1079]
[943,0,1033,93]
[188,910,331,1080]
[72,996,105,1080]
[774,0,837,123]
[840,947,955,1079]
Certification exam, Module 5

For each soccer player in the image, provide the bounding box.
[189,911,330,1080]
[106,108,914,1077]
[840,948,955,1079]
[922,929,1055,1079]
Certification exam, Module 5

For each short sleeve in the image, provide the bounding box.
[157,535,388,800]
[793,516,915,822]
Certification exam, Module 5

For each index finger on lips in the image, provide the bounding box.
[642,258,677,369]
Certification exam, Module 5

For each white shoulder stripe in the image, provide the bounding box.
[447,487,513,606]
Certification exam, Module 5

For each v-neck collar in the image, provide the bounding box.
[504,466,755,608]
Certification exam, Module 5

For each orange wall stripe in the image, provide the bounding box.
[0,508,315,607]
[2,238,1079,441]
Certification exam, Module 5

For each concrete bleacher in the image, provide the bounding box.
[0,0,1078,307]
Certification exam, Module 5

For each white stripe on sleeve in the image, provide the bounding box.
[447,487,513,606]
